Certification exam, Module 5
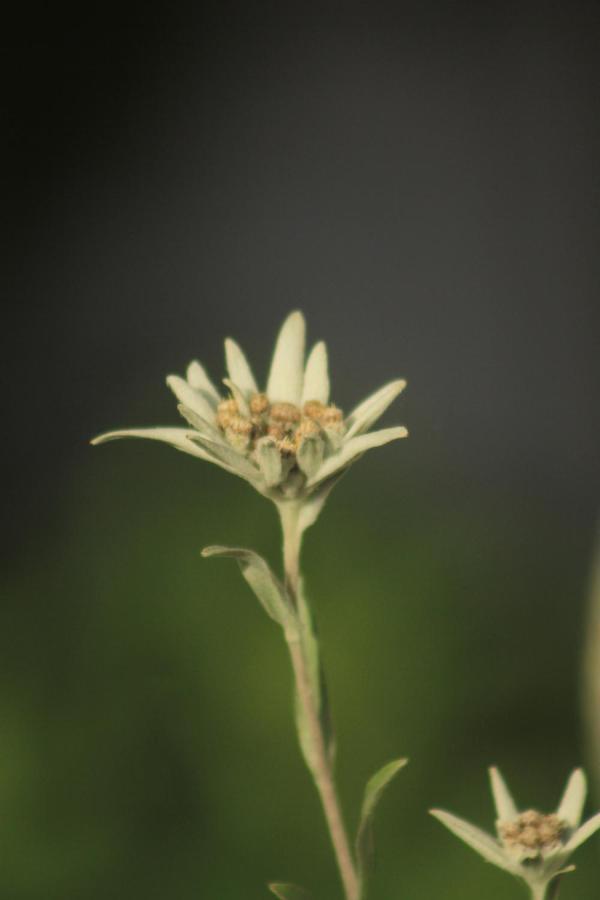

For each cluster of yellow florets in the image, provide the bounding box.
[499,810,566,856]
[216,393,344,457]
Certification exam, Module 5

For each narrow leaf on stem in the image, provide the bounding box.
[202,545,297,636]
[356,758,408,892]
[297,471,347,536]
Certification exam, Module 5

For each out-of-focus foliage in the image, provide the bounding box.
[1,446,596,900]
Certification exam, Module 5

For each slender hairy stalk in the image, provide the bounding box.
[531,880,561,900]
[279,503,360,900]
[287,640,359,900]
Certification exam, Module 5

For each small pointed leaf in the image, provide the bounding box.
[298,472,347,535]
[553,865,576,878]
[356,758,407,887]
[268,884,312,899]
[202,546,297,633]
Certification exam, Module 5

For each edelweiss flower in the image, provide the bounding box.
[92,311,407,511]
[431,767,600,899]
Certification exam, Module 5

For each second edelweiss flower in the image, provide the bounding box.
[92,311,407,507]
[431,767,600,899]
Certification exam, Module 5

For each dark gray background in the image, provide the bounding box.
[9,6,600,553]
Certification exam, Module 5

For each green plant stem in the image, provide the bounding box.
[278,503,360,900]
[531,880,561,900]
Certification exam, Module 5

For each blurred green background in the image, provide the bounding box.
[7,5,600,898]
[2,436,597,899]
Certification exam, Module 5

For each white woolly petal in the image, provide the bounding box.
[298,471,347,535]
[186,360,220,405]
[254,437,283,488]
[222,378,250,416]
[224,338,259,398]
[189,432,262,484]
[302,341,330,405]
[430,810,518,873]
[91,427,215,461]
[557,770,587,829]
[297,435,325,479]
[266,311,306,404]
[166,375,216,424]
[565,812,600,852]
[489,768,518,823]
[346,379,407,439]
[91,426,259,484]
[307,426,408,486]
[177,404,227,443]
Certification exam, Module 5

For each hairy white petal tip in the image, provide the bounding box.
[489,767,518,822]
[266,311,306,404]
[558,769,587,828]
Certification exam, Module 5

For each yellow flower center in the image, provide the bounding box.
[216,393,345,458]
[499,811,566,855]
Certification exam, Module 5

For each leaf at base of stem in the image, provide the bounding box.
[355,758,408,895]
[268,882,312,899]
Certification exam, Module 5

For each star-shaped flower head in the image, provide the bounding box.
[92,311,407,522]
[431,767,600,899]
